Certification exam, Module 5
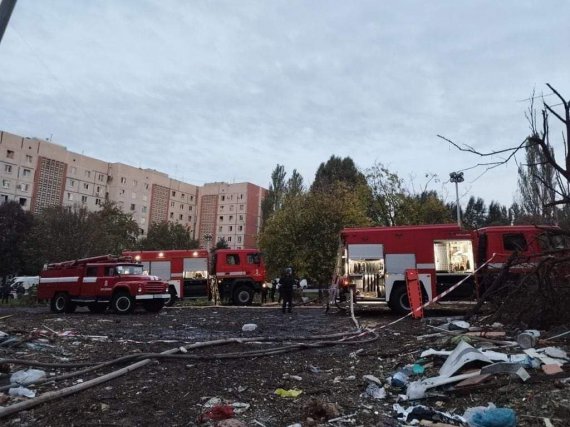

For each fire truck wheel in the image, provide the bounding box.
[111,292,135,314]
[51,293,75,314]
[388,285,411,314]
[233,286,253,305]
[143,300,165,312]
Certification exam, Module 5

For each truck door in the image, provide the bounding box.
[80,265,99,298]
[183,257,209,298]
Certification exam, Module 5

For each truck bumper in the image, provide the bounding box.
[135,293,170,300]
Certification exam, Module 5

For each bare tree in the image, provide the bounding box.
[438,84,570,209]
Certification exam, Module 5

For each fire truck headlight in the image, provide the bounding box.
[138,286,142,293]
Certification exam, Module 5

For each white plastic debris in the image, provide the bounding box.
[10,369,46,385]
[9,386,36,398]
[241,323,257,332]
[365,383,386,399]
[406,381,427,400]
[362,374,382,386]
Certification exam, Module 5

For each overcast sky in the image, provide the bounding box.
[1,0,569,207]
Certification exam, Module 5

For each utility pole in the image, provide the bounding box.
[0,0,17,45]
[449,171,464,227]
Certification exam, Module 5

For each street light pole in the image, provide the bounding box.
[449,172,464,227]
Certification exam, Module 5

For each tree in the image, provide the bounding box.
[311,155,367,193]
[0,202,33,278]
[261,164,288,225]
[366,162,406,226]
[91,201,140,254]
[517,119,557,223]
[259,183,369,283]
[395,191,454,225]
[439,84,570,215]
[139,221,199,250]
[462,197,487,230]
[287,169,304,197]
[485,201,510,225]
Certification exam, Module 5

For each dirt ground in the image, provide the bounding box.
[0,300,569,427]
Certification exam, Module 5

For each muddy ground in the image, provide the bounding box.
[0,300,569,426]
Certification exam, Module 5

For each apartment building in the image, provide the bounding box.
[0,130,266,248]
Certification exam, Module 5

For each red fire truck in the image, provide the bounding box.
[122,248,266,306]
[335,224,565,313]
[37,255,170,314]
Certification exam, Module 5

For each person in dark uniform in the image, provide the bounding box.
[1,277,10,304]
[279,267,295,313]
[261,283,269,304]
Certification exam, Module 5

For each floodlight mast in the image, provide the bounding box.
[449,171,464,227]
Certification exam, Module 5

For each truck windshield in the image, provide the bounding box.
[115,265,144,275]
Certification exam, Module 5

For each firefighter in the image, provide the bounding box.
[279,267,295,313]
[1,277,10,304]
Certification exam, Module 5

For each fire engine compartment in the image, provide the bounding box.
[433,239,475,273]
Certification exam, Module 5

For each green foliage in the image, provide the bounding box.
[311,155,367,193]
[261,164,288,225]
[259,183,369,284]
[0,201,33,277]
[23,201,141,266]
[517,140,557,223]
[366,162,406,225]
[462,197,487,230]
[139,221,199,250]
[485,201,510,225]
[395,191,454,225]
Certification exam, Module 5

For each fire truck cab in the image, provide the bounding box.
[37,255,170,314]
[337,224,563,314]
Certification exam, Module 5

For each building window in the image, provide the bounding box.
[83,183,89,190]
[169,212,174,219]
[188,215,192,221]
[172,191,176,197]
[120,189,125,195]
[130,204,136,211]
[25,155,33,163]
[239,215,244,221]
[19,198,27,207]
[181,193,185,199]
[120,177,127,184]
[229,215,233,221]
[180,203,183,209]
[227,236,232,242]
[221,195,225,201]
[85,170,91,178]
[145,183,149,190]
[95,198,101,205]
[170,201,175,207]
[189,206,192,211]
[238,225,243,231]
[67,193,73,201]
[240,194,243,199]
[219,216,223,221]
[179,214,183,220]
[98,174,105,182]
[1,194,8,203]
[218,226,222,232]
[4,164,12,173]
[69,179,75,187]
[230,205,234,211]
[96,186,101,194]
[239,204,244,210]
[190,195,194,201]
[71,166,77,174]
[23,168,31,177]
[81,195,87,203]
[229,226,233,231]
[6,150,14,159]
[2,180,9,189]
[20,183,29,192]
[133,179,138,186]
[220,205,224,210]
[142,206,147,213]
[237,236,242,243]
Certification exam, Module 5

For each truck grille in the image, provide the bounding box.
[143,282,166,293]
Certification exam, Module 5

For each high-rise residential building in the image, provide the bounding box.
[0,130,267,249]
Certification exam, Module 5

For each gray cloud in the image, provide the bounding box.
[1,0,569,205]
